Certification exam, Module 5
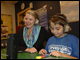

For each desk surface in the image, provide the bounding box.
[1,48,72,59]
[17,52,72,59]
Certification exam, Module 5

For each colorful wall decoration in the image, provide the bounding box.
[1,14,13,34]
[35,5,48,31]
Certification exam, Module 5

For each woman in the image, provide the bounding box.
[39,13,79,59]
[17,10,51,53]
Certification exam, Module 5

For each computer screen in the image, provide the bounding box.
[7,34,18,59]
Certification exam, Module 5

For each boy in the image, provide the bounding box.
[39,13,79,59]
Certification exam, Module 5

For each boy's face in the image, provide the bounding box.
[50,22,64,38]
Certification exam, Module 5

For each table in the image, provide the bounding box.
[1,48,72,59]
[1,48,7,59]
[17,52,72,59]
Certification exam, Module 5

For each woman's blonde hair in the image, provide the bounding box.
[24,10,40,24]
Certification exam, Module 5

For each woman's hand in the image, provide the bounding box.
[25,47,37,53]
[39,49,47,55]
[49,51,62,57]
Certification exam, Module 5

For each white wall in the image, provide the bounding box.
[1,1,16,33]
[60,1,79,22]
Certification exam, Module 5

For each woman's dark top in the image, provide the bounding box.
[17,27,51,52]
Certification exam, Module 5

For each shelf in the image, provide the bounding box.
[1,38,7,40]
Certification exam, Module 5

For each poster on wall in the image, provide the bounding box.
[60,1,79,22]
[1,14,13,39]
[35,5,48,31]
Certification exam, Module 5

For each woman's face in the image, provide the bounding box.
[24,13,35,29]
[50,21,64,38]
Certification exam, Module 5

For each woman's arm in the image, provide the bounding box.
[17,28,27,51]
[33,27,51,52]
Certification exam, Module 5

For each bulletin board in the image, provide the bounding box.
[1,14,13,39]
[35,5,48,31]
[60,1,79,22]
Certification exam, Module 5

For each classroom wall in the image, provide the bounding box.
[15,1,61,27]
[15,1,79,38]
[1,1,16,33]
[68,21,79,38]
[1,1,79,38]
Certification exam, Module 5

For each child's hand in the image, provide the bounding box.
[39,49,47,55]
[49,51,62,57]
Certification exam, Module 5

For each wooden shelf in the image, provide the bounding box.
[17,7,31,26]
[1,38,7,40]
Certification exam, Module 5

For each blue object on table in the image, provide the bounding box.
[45,55,49,57]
